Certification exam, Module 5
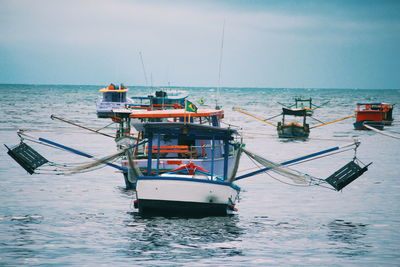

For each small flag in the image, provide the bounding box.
[197,98,205,106]
[186,100,198,113]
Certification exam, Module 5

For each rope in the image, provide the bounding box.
[19,135,119,168]
[246,152,320,188]
[310,114,355,129]
[232,107,277,127]
[17,129,116,135]
[242,148,319,185]
[51,115,116,138]
[220,120,242,129]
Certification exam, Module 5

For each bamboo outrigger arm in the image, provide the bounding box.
[51,114,116,138]
[232,107,277,127]
[310,114,355,129]
[17,130,147,172]
[234,141,360,181]
[363,123,400,140]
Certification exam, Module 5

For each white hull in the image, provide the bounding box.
[136,177,240,216]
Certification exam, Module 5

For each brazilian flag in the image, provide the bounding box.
[197,98,205,106]
[186,100,198,113]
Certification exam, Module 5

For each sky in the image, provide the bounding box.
[0,0,399,89]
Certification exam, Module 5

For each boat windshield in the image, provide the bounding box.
[103,92,127,102]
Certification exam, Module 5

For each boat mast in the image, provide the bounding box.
[139,51,149,91]
[216,20,225,109]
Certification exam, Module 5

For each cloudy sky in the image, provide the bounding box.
[0,0,399,88]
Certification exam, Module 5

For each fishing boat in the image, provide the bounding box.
[96,83,133,118]
[111,107,242,216]
[277,108,310,138]
[353,103,394,130]
[126,90,188,111]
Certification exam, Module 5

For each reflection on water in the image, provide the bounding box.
[1,85,399,265]
[0,215,43,265]
[327,219,370,257]
[123,215,244,260]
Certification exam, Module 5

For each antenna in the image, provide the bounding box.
[139,52,148,87]
[216,20,225,109]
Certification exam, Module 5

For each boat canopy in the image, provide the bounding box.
[113,108,224,119]
[99,88,129,93]
[133,122,237,139]
[282,108,307,116]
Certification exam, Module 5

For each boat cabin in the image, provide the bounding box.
[96,84,131,118]
[99,85,128,102]
[112,108,241,189]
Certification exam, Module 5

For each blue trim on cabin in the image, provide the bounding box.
[137,176,241,191]
[223,140,229,179]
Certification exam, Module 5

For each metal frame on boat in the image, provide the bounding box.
[126,90,187,111]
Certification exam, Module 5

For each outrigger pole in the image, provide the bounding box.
[310,114,355,129]
[232,107,277,127]
[234,142,358,181]
[17,130,123,171]
[51,115,115,138]
[363,123,400,140]
[17,130,146,172]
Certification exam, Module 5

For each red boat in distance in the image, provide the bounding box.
[353,103,394,130]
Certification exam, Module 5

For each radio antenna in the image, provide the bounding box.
[139,51,148,87]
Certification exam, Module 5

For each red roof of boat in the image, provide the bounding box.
[113,108,224,119]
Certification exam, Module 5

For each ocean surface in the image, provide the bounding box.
[0,84,399,266]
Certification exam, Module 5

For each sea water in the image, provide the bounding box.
[0,84,399,266]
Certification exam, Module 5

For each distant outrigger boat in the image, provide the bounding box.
[96,83,133,118]
[353,103,394,130]
[277,108,310,138]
